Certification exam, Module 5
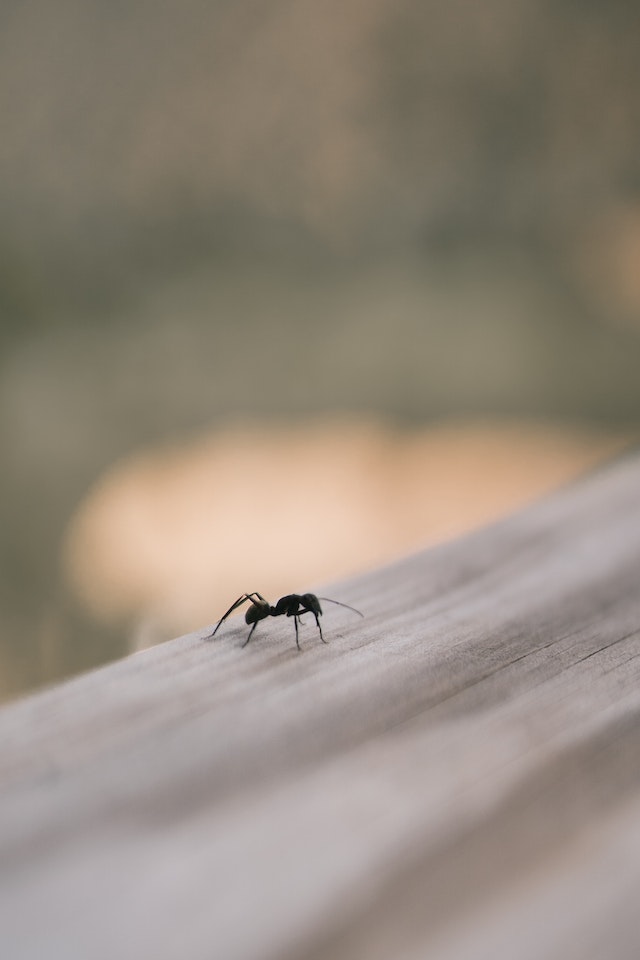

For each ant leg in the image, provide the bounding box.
[242,622,258,648]
[207,593,254,639]
[294,617,301,651]
[314,613,328,644]
[247,592,269,606]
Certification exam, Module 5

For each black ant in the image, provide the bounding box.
[206,592,363,650]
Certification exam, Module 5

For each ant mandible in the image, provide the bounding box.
[205,592,363,650]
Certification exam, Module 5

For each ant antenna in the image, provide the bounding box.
[318,598,364,617]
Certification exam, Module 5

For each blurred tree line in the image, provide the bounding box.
[1,0,639,697]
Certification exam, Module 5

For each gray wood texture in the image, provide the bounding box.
[2,451,640,960]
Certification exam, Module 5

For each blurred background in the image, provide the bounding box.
[1,0,639,703]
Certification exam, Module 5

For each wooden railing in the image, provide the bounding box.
[2,450,640,960]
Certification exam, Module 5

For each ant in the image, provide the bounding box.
[205,592,363,650]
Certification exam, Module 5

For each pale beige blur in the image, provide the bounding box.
[62,419,631,649]
[574,203,640,329]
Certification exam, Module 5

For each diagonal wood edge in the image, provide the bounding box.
[1,450,640,960]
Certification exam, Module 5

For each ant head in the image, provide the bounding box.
[301,593,322,614]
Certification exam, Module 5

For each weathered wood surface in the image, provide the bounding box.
[2,452,640,960]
